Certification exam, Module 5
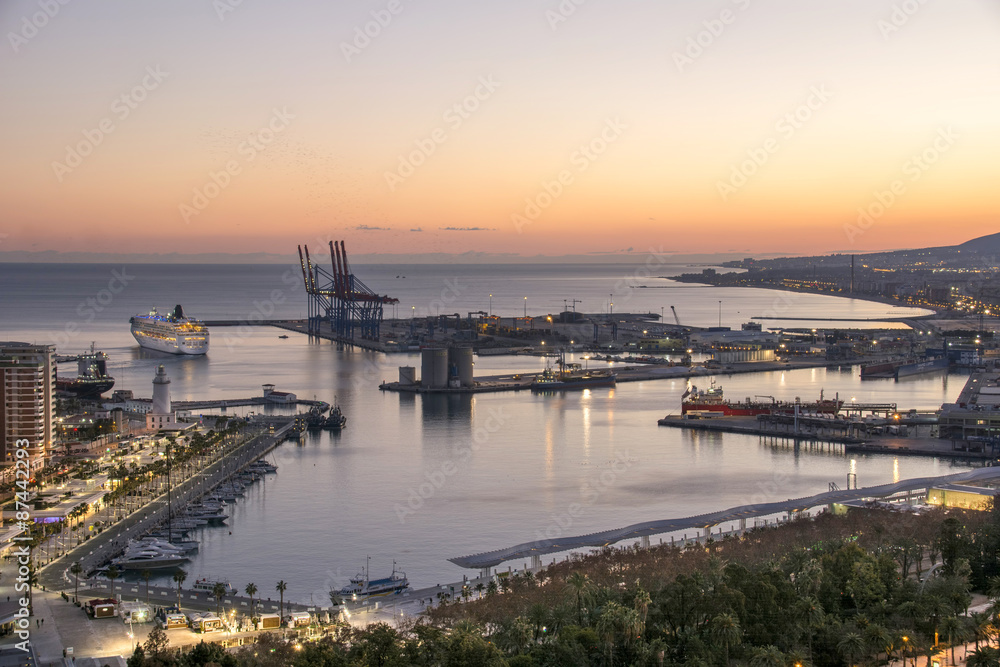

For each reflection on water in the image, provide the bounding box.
[0,264,962,605]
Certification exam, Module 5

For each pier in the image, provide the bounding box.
[449,467,1000,571]
[39,421,294,588]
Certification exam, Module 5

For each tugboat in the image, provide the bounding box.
[323,401,347,430]
[305,405,326,429]
[55,343,115,398]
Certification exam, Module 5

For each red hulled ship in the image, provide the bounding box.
[680,382,842,417]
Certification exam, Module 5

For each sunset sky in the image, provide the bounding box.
[2,0,998,259]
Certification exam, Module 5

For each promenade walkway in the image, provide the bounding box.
[450,467,1000,570]
[37,423,292,591]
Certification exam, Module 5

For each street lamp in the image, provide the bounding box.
[523,296,527,318]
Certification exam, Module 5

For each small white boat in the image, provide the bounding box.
[192,578,238,596]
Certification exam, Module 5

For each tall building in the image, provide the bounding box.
[0,342,55,471]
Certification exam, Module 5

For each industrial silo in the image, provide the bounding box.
[421,348,448,388]
[398,366,416,385]
[449,347,474,387]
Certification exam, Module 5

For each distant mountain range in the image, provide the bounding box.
[0,249,752,265]
[2,233,996,264]
[956,231,1000,255]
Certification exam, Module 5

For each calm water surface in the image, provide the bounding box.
[1,263,958,603]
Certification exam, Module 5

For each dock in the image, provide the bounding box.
[174,396,328,411]
[38,420,295,587]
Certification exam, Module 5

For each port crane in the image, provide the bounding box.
[563,299,583,313]
[468,311,488,339]
[297,240,398,340]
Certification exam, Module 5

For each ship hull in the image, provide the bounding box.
[895,356,949,378]
[681,401,841,417]
[531,374,617,392]
[56,377,115,398]
[131,326,209,355]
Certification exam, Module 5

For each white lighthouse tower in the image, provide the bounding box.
[147,365,176,430]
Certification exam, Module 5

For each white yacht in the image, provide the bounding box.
[130,305,209,355]
[113,546,189,570]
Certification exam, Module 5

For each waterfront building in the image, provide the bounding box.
[0,342,55,475]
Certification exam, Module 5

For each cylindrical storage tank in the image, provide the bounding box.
[398,366,416,385]
[421,348,448,388]
[449,347,474,387]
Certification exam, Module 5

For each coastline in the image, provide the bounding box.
[663,277,941,320]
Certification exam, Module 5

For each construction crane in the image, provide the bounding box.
[670,306,681,327]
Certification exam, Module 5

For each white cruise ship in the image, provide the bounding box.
[130,305,209,355]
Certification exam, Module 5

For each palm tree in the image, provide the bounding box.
[838,631,866,666]
[797,596,825,661]
[527,603,549,641]
[70,561,83,603]
[971,611,993,650]
[864,623,892,662]
[486,580,498,597]
[141,569,152,604]
[748,646,785,667]
[213,582,228,617]
[633,588,652,625]
[565,572,592,625]
[172,569,187,609]
[711,612,742,666]
[596,601,643,665]
[475,582,485,599]
[276,580,287,619]
[941,614,968,666]
[968,646,1000,667]
[245,582,258,617]
[106,565,120,601]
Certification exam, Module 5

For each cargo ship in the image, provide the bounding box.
[130,305,209,355]
[55,344,115,398]
[896,356,949,378]
[861,356,949,380]
[680,382,842,417]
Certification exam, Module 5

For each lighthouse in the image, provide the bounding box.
[152,365,171,414]
[147,365,176,430]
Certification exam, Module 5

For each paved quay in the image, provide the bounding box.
[38,423,293,591]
